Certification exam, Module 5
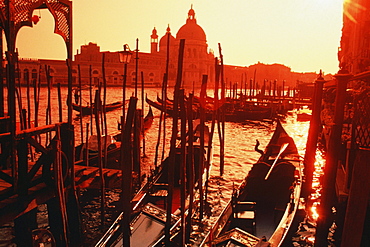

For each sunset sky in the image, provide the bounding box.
[15,0,344,74]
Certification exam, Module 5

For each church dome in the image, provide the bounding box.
[159,25,176,48]
[176,7,206,42]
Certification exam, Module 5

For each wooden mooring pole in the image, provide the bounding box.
[186,93,195,243]
[0,28,3,118]
[133,109,142,187]
[121,96,137,247]
[218,44,225,176]
[315,69,352,246]
[302,72,325,198]
[199,75,208,222]
[179,89,187,246]
[165,38,185,246]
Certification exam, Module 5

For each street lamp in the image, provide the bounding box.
[119,44,132,124]
[119,44,132,64]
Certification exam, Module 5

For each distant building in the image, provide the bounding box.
[16,6,323,91]
[338,0,370,74]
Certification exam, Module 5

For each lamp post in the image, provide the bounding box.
[119,44,133,247]
[119,44,132,124]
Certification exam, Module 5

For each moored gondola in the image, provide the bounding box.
[75,107,154,169]
[72,101,124,116]
[95,121,212,246]
[146,95,275,122]
[200,120,303,247]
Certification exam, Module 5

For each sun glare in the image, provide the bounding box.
[344,0,367,23]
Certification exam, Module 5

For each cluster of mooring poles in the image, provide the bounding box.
[115,37,228,246]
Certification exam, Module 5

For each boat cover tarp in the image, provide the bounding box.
[130,212,165,246]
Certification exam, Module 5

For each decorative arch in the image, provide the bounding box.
[31,68,38,79]
[131,71,136,84]
[112,70,119,84]
[49,67,55,75]
[23,68,29,83]
[0,0,72,50]
[149,72,154,82]
[189,64,197,69]
[92,70,100,77]
[92,70,100,85]
[0,0,74,125]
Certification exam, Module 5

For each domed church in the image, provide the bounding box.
[150,6,215,88]
[66,6,216,89]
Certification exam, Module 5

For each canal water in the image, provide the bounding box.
[1,86,317,246]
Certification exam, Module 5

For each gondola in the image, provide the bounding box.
[296,106,312,122]
[146,95,274,122]
[72,101,124,116]
[200,120,303,247]
[95,120,212,246]
[75,106,154,169]
[146,95,175,115]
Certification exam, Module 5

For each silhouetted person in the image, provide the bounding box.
[74,88,80,104]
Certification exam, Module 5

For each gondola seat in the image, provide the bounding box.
[149,183,169,197]
[232,201,257,234]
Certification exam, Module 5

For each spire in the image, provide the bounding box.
[151,27,158,39]
[187,5,196,23]
[166,24,171,34]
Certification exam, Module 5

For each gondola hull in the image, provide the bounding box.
[72,101,124,116]
[201,120,303,247]
[146,96,274,122]
[75,107,154,169]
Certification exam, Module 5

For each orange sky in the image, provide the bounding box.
[15,0,344,74]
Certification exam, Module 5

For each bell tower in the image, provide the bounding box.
[151,27,158,53]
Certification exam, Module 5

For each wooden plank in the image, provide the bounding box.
[0,116,10,121]
[0,164,124,226]
[0,123,62,140]
[16,124,59,139]
[0,183,55,226]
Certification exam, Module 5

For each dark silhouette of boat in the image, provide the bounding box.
[200,120,303,246]
[95,121,211,246]
[146,95,274,121]
[74,107,154,169]
[72,101,124,116]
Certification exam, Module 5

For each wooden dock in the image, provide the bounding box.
[0,163,123,226]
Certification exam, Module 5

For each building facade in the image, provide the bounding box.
[338,0,370,74]
[15,6,323,91]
